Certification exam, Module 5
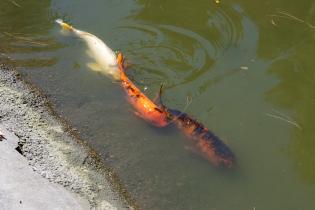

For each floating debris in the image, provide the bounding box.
[3,32,48,46]
[267,11,315,30]
[240,66,249,70]
[271,19,277,26]
[8,0,21,8]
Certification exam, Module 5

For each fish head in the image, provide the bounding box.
[55,19,74,36]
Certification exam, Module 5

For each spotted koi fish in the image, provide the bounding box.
[158,86,236,168]
[116,53,168,127]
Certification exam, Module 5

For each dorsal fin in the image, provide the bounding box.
[155,83,165,109]
[158,83,164,106]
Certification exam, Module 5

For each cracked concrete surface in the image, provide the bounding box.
[0,125,90,210]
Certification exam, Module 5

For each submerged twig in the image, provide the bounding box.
[265,112,302,130]
[166,95,193,125]
[278,11,306,23]
[3,32,48,46]
[8,0,21,7]
[0,131,6,141]
[185,96,193,109]
[267,10,315,29]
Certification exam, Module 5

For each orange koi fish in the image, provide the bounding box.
[116,53,168,127]
[158,86,236,168]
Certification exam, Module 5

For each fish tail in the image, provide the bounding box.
[116,52,124,67]
[116,52,126,75]
[55,19,74,32]
[201,130,236,168]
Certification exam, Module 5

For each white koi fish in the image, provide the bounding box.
[55,19,119,80]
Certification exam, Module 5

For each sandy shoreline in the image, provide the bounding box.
[0,64,136,210]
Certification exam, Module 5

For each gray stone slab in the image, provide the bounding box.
[0,126,90,210]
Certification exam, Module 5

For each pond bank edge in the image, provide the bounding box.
[0,63,140,210]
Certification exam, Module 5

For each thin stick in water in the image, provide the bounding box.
[8,0,21,7]
[267,11,315,29]
[3,32,48,46]
[265,113,302,130]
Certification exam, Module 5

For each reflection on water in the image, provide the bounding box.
[0,0,62,68]
[2,0,315,209]
[239,0,315,188]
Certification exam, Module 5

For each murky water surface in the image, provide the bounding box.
[1,0,315,209]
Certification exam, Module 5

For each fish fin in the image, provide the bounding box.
[124,60,132,69]
[86,62,102,72]
[134,111,149,121]
[85,50,93,58]
[153,83,165,107]
[184,145,196,153]
[184,142,203,157]
[116,52,132,69]
[111,74,121,82]
[116,52,124,67]
[185,146,207,162]
[133,111,143,119]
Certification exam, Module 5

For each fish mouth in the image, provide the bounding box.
[55,19,73,31]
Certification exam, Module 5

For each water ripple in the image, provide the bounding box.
[115,4,254,102]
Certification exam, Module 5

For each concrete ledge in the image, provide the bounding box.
[0,126,90,210]
[0,65,132,210]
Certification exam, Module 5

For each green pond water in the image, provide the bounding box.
[1,0,315,209]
